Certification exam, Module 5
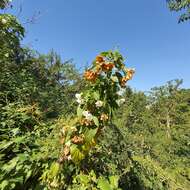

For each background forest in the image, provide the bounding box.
[0,0,190,190]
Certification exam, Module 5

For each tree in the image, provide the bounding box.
[149,79,183,138]
[0,0,11,9]
[167,0,190,22]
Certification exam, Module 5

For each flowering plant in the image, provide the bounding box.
[58,50,135,164]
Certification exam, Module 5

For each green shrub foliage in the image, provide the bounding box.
[0,1,190,189]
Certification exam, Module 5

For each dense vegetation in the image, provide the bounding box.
[0,1,189,189]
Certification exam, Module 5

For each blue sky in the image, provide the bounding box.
[11,0,190,91]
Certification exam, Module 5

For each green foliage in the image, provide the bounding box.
[129,156,188,190]
[0,103,42,189]
[167,0,190,22]
[0,13,24,61]
[69,171,121,190]
[111,80,190,189]
[0,1,189,189]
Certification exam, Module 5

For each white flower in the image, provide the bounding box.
[1,18,7,25]
[95,100,103,108]
[76,98,84,104]
[65,141,71,147]
[82,111,89,116]
[82,111,93,121]
[75,93,82,99]
[116,89,125,96]
[116,98,125,106]
[67,155,72,160]
[75,93,84,104]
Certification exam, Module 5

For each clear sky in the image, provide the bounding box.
[11,0,190,91]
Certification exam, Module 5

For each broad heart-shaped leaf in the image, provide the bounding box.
[97,178,112,190]
[82,140,96,153]
[109,176,119,189]
[49,162,60,177]
[84,128,98,143]
[77,106,83,118]
[70,145,85,163]
[92,116,99,127]
[77,174,90,185]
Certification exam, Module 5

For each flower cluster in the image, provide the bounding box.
[120,68,135,87]
[75,93,84,104]
[82,111,93,121]
[84,70,97,82]
[58,51,134,164]
[95,100,103,108]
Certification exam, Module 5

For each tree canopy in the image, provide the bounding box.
[167,0,190,22]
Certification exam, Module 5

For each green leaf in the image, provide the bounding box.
[17,154,28,162]
[2,157,18,173]
[0,180,9,190]
[70,145,85,163]
[13,136,26,143]
[84,128,98,143]
[93,116,99,127]
[0,141,13,150]
[77,174,90,185]
[25,170,32,182]
[10,183,16,189]
[109,176,119,189]
[97,178,112,190]
[93,91,100,100]
[49,162,60,177]
[100,52,109,57]
[77,106,83,118]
